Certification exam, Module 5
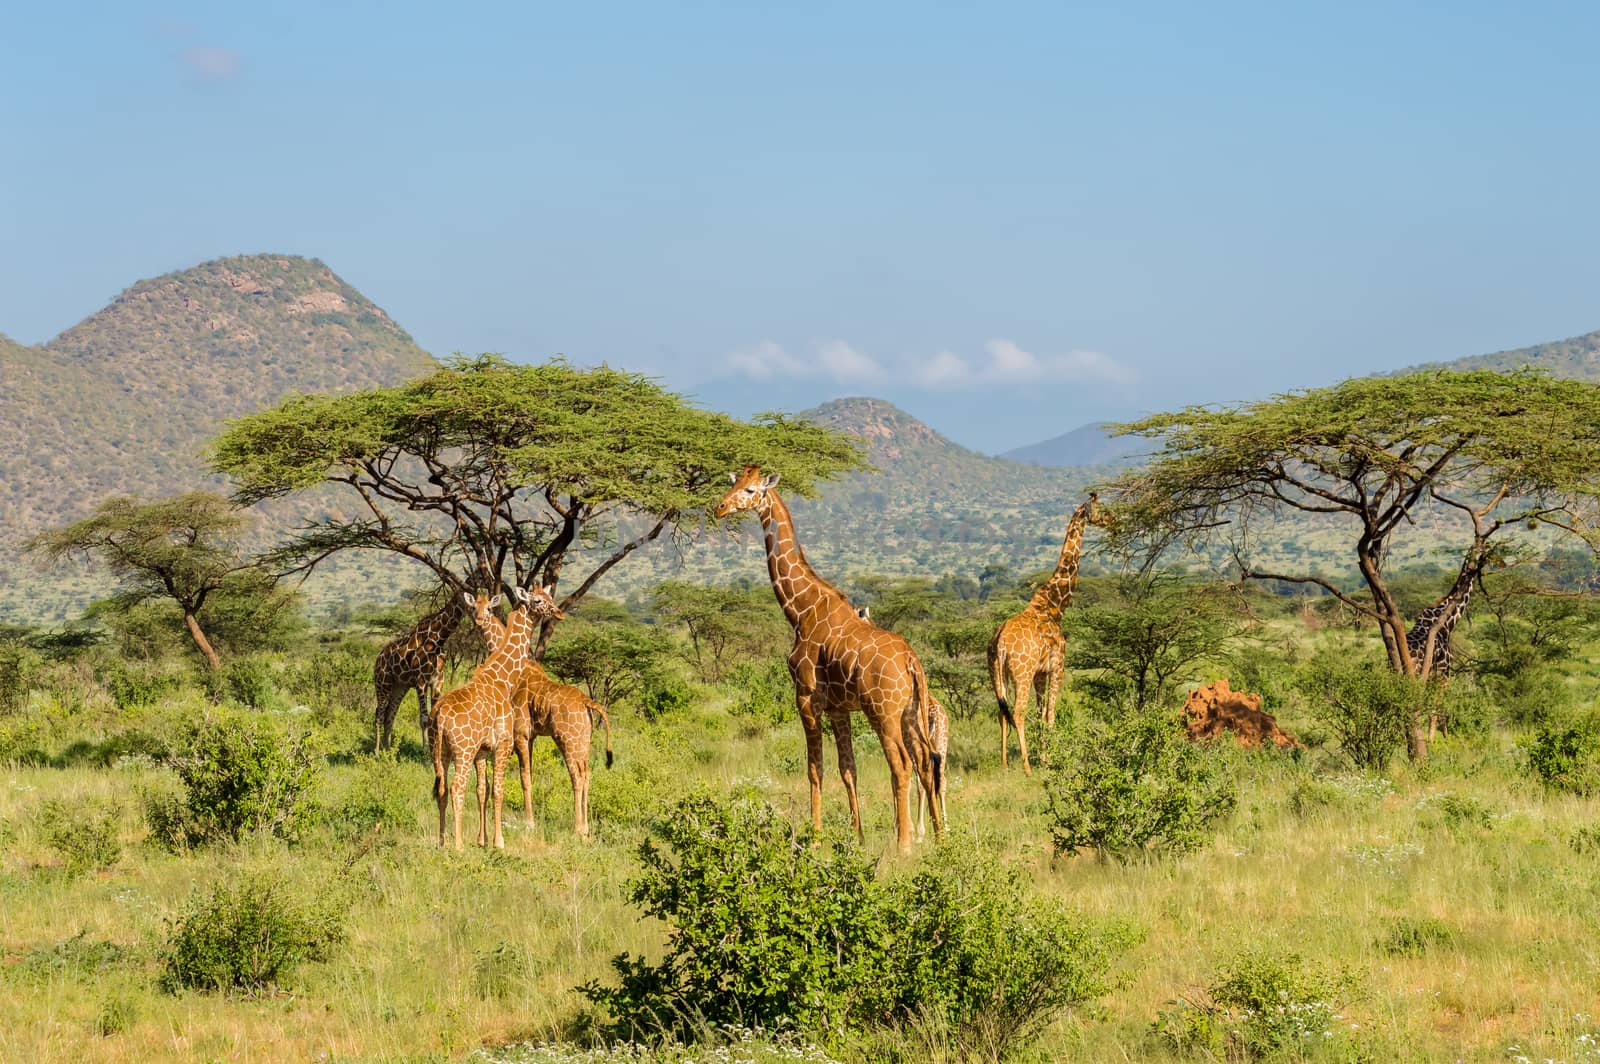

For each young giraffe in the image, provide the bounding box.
[715,466,942,855]
[470,607,615,839]
[858,606,946,842]
[371,592,467,753]
[986,494,1114,775]
[431,585,563,850]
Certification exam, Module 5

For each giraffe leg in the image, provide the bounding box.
[491,739,510,849]
[450,753,469,851]
[556,727,592,839]
[829,712,863,844]
[516,733,533,825]
[435,738,450,846]
[473,751,490,847]
[1044,646,1064,728]
[797,695,825,838]
[1012,679,1035,777]
[879,725,914,857]
[375,681,399,753]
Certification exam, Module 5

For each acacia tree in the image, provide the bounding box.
[1106,369,1600,759]
[27,492,269,670]
[211,355,864,654]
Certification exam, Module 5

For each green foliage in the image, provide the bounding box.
[651,582,787,683]
[1377,916,1460,957]
[158,872,345,994]
[330,750,416,843]
[1065,572,1244,713]
[580,794,1131,1058]
[723,659,794,727]
[211,355,866,603]
[1157,951,1357,1060]
[94,995,138,1037]
[638,671,694,721]
[144,710,321,848]
[0,641,43,713]
[205,654,281,709]
[9,930,130,986]
[37,797,122,876]
[1043,707,1238,861]
[1524,714,1600,796]
[1297,651,1430,770]
[544,617,675,707]
[100,657,188,709]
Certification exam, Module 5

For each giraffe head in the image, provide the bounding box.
[713,465,781,519]
[512,583,565,623]
[1084,492,1115,531]
[461,589,503,631]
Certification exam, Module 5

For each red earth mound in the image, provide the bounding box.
[1183,678,1301,750]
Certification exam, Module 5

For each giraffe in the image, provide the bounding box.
[856,605,945,841]
[1404,554,1484,681]
[714,466,942,855]
[986,494,1114,775]
[431,585,563,850]
[470,607,615,839]
[372,592,467,753]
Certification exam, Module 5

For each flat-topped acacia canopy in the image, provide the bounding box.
[210,355,865,651]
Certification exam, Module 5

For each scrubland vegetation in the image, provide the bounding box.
[4,563,1600,1063]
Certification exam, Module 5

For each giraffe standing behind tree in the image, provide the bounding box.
[714,466,942,855]
[372,592,468,753]
[987,494,1114,775]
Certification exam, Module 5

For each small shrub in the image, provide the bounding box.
[1419,792,1496,832]
[11,930,130,985]
[158,872,344,994]
[1042,707,1237,861]
[38,797,122,875]
[94,994,138,1037]
[1157,951,1356,1060]
[475,941,528,1001]
[0,642,43,713]
[724,659,794,727]
[1377,916,1460,957]
[1525,715,1600,796]
[144,709,321,849]
[1569,823,1600,856]
[100,658,187,710]
[1297,652,1430,770]
[330,749,416,843]
[638,671,694,721]
[206,655,280,709]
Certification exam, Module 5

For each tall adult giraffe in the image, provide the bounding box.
[987,494,1114,775]
[372,593,467,752]
[714,466,942,855]
[1405,567,1479,681]
[431,585,563,850]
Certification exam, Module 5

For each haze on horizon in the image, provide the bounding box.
[3,2,1598,454]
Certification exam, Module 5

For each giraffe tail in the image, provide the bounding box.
[910,658,932,749]
[431,716,446,804]
[588,699,614,769]
[991,645,1018,730]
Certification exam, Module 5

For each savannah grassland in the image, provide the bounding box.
[2,590,1599,1064]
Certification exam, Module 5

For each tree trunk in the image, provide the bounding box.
[184,611,222,671]
[1406,721,1428,762]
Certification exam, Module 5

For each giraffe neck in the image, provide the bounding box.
[1027,506,1092,620]
[415,596,465,649]
[756,491,845,631]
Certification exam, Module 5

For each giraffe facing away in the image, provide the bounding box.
[372,592,467,753]
[1404,548,1490,682]
[431,585,563,850]
[715,466,942,855]
[986,494,1114,775]
[470,607,615,839]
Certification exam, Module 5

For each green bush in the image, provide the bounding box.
[1297,653,1429,770]
[158,872,344,994]
[1042,708,1237,861]
[724,659,794,727]
[100,658,188,710]
[0,642,43,713]
[1157,951,1356,1060]
[330,750,416,843]
[206,655,280,709]
[285,640,371,721]
[38,797,122,875]
[580,794,1131,1059]
[10,930,129,986]
[1377,916,1460,957]
[144,709,321,848]
[638,671,694,721]
[1524,714,1600,796]
[94,995,137,1037]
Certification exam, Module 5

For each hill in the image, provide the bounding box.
[1409,326,1600,379]
[999,421,1152,469]
[0,255,429,538]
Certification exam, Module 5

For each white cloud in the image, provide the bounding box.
[915,350,970,387]
[178,46,241,81]
[728,339,884,383]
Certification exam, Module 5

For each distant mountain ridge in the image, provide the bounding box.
[1409,326,1600,380]
[999,421,1151,469]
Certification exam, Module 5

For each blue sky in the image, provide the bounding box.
[3,1,1598,452]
